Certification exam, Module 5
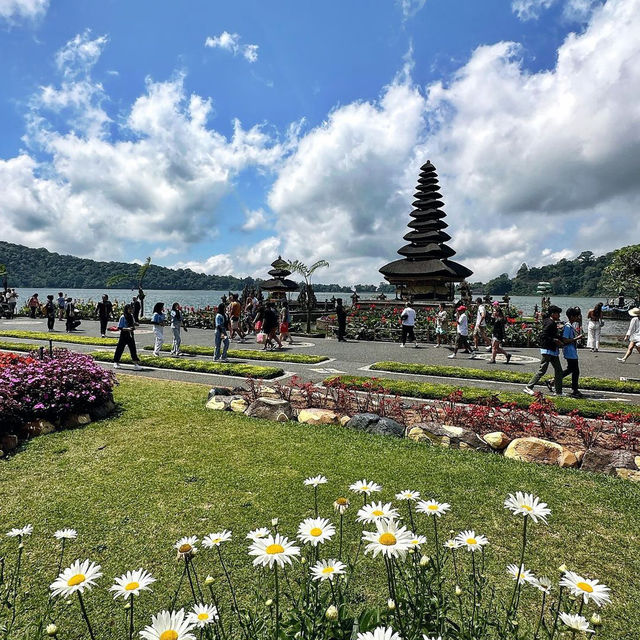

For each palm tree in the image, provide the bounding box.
[287,259,329,333]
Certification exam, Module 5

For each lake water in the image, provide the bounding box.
[10,288,630,336]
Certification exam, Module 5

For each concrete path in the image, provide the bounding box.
[2,317,639,403]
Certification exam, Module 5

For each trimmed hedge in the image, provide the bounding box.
[90,351,284,379]
[370,361,640,395]
[325,375,640,419]
[143,344,329,364]
[0,340,41,353]
[0,330,117,346]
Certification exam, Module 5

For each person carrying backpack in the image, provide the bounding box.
[524,305,565,396]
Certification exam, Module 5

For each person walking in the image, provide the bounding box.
[95,294,113,338]
[280,300,293,345]
[44,295,56,331]
[7,289,18,317]
[150,302,166,357]
[489,307,511,364]
[170,302,187,356]
[473,297,491,351]
[336,298,347,342]
[434,303,447,348]
[448,305,475,359]
[228,294,245,342]
[400,301,418,348]
[553,307,584,398]
[263,301,282,350]
[523,305,564,396]
[113,304,142,369]
[617,307,640,363]
[56,292,65,320]
[214,302,230,361]
[132,296,141,324]
[586,302,604,352]
[28,293,39,318]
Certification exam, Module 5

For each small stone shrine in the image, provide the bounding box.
[379,161,473,301]
[261,256,299,300]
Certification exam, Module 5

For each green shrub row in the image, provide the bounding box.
[0,330,117,346]
[144,344,329,364]
[90,351,285,379]
[370,361,640,394]
[325,375,640,419]
[0,340,41,353]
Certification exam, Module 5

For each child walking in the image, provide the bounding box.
[553,307,584,397]
[151,302,166,356]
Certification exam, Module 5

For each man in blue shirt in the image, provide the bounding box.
[524,305,565,396]
[555,307,584,398]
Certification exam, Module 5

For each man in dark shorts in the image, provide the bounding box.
[336,298,347,342]
[524,305,564,396]
[96,294,113,338]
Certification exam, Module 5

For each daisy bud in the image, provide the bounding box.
[387,599,396,610]
[300,557,307,565]
[124,602,131,610]
[408,547,415,554]
[265,599,273,607]
[455,585,462,596]
[558,563,567,573]
[419,555,430,566]
[325,605,338,621]
[46,624,58,636]
[271,518,279,527]
[590,614,602,627]
[205,575,215,585]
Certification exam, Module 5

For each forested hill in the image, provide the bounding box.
[0,241,259,290]
[483,250,614,296]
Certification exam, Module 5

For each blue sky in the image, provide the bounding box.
[1,0,638,284]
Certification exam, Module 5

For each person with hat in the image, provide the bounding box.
[617,307,640,363]
[448,305,475,359]
[524,305,565,396]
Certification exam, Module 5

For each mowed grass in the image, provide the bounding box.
[1,376,639,639]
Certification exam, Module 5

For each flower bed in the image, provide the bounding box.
[0,350,116,439]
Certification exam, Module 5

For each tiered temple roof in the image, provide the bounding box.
[261,256,299,296]
[379,161,472,300]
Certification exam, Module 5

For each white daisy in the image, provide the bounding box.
[246,527,270,541]
[202,530,232,548]
[416,500,450,517]
[140,609,196,640]
[349,480,382,496]
[248,533,300,569]
[507,564,535,584]
[54,529,77,540]
[186,604,218,628]
[356,626,402,640]
[304,475,328,487]
[504,492,551,524]
[50,559,102,598]
[444,539,462,550]
[395,490,420,501]
[454,530,489,552]
[559,613,594,634]
[110,568,155,599]
[174,536,198,558]
[363,520,414,560]
[409,534,427,548]
[356,501,400,524]
[297,518,335,546]
[531,576,553,594]
[333,497,350,514]
[7,525,33,538]
[310,559,347,582]
[559,571,611,607]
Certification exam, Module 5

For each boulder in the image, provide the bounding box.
[615,468,640,482]
[24,419,56,437]
[61,413,91,428]
[89,398,117,421]
[580,448,637,475]
[0,434,18,452]
[408,423,492,451]
[245,397,293,422]
[298,408,340,425]
[208,387,231,400]
[345,413,404,437]
[339,415,351,427]
[558,449,579,468]
[504,437,570,465]
[206,396,230,411]
[483,431,511,450]
[229,397,249,413]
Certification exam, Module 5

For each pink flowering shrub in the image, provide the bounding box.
[0,350,116,432]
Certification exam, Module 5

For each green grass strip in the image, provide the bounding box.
[0,329,117,346]
[90,351,284,379]
[371,361,640,395]
[325,375,640,419]
[143,343,329,364]
[0,339,42,353]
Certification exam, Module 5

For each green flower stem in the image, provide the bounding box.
[77,591,96,640]
[129,593,134,640]
[338,514,344,561]
[171,563,187,610]
[431,516,441,575]
[506,516,529,627]
[274,565,280,640]
[216,547,244,632]
[407,502,416,534]
[186,560,199,603]
[533,591,547,640]
[208,584,228,640]
[549,588,564,640]
[314,486,319,518]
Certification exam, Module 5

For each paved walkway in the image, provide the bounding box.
[2,317,639,404]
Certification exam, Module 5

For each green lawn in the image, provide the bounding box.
[1,376,638,639]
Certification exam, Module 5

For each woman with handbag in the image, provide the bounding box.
[586,302,604,352]
[113,304,142,370]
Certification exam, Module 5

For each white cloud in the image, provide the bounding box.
[511,0,554,20]
[241,208,267,231]
[512,0,599,21]
[397,0,427,19]
[205,31,259,63]
[0,0,48,22]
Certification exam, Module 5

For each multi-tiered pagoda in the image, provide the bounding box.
[379,161,472,301]
[261,256,299,300]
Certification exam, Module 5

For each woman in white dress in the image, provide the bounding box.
[617,307,640,363]
[586,302,604,352]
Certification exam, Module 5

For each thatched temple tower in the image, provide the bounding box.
[379,161,472,301]
[261,256,299,300]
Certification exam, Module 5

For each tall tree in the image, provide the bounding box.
[287,259,329,332]
[601,244,640,302]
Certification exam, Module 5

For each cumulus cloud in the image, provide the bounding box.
[205,31,259,63]
[241,208,267,231]
[1,32,292,260]
[0,0,48,22]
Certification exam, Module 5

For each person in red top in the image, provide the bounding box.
[228,294,245,342]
